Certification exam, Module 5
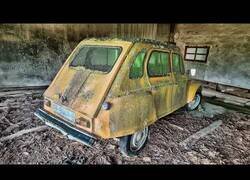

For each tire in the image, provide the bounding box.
[119,127,149,157]
[187,92,201,111]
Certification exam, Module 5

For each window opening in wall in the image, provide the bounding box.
[184,46,209,63]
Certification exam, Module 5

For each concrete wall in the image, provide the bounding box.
[0,24,170,88]
[175,24,250,90]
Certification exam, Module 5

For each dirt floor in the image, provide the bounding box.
[0,89,249,164]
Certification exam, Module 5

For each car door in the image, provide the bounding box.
[171,52,188,110]
[146,50,174,118]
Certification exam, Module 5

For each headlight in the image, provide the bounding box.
[102,102,111,110]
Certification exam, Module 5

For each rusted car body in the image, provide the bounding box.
[35,38,201,155]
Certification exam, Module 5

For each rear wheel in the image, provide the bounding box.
[187,93,201,111]
[119,127,149,156]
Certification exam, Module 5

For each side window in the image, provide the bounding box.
[148,51,170,77]
[129,51,146,79]
[172,53,184,74]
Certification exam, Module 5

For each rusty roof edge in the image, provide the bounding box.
[79,37,179,51]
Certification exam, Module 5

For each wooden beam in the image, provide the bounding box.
[0,126,48,142]
[169,23,176,43]
[179,120,222,150]
[166,122,189,133]
[202,88,250,107]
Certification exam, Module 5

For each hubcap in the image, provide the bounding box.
[130,127,148,152]
[188,94,201,110]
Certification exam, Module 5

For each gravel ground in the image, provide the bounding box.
[0,90,249,164]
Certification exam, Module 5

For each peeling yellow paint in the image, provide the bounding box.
[43,38,201,139]
[186,81,202,103]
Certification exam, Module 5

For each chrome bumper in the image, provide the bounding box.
[34,108,96,147]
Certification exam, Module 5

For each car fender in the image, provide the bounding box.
[106,92,157,138]
[186,81,202,103]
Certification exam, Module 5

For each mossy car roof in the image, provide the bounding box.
[79,37,180,52]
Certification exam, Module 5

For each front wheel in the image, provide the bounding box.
[187,93,201,111]
[119,127,149,156]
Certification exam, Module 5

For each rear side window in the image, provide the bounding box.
[148,51,170,77]
[129,51,146,79]
[172,53,184,74]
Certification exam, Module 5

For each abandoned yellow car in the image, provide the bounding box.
[35,38,202,156]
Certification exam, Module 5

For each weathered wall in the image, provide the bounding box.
[175,24,250,90]
[0,24,170,87]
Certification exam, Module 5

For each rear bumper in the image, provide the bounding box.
[34,108,96,147]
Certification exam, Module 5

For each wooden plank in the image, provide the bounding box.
[202,88,250,106]
[0,85,48,92]
[0,126,48,142]
[205,97,250,115]
[179,120,222,149]
[166,122,189,132]
[0,89,44,97]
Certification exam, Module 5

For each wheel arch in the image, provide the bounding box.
[186,81,202,103]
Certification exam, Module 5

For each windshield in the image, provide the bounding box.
[70,46,122,73]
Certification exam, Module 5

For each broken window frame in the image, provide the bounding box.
[184,46,210,63]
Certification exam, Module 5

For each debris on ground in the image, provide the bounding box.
[189,102,226,118]
[0,90,249,164]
